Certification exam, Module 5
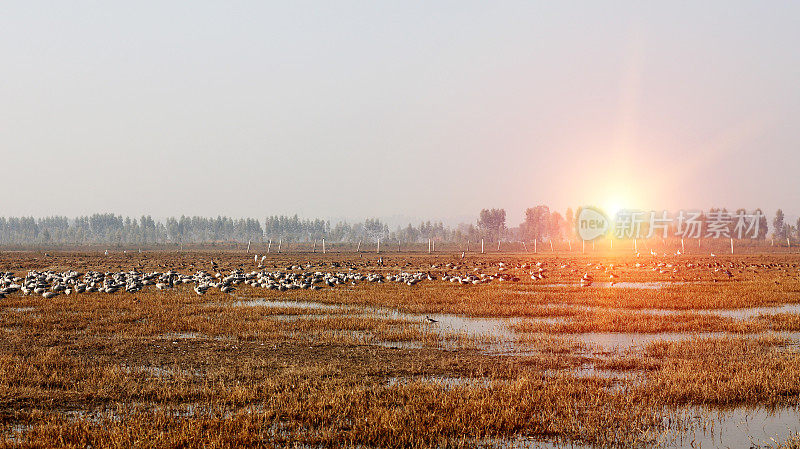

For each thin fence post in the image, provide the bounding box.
[247,240,251,253]
[357,240,361,252]
[322,238,326,254]
[481,239,484,254]
[377,238,380,253]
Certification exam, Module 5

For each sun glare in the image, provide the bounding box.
[603,198,625,217]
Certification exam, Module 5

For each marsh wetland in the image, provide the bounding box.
[1,250,799,448]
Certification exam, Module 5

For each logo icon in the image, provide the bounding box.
[576,206,610,241]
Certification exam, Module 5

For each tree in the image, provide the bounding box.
[364,218,389,242]
[564,208,575,240]
[787,224,798,242]
[549,212,565,241]
[754,209,769,240]
[796,217,800,241]
[773,209,786,240]
[522,205,551,241]
[477,209,506,242]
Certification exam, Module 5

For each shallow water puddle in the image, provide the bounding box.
[482,407,800,448]
[659,407,800,449]
[231,299,346,311]
[387,375,500,389]
[378,310,519,340]
[229,298,800,355]
[233,297,522,342]
[537,281,695,290]
[374,340,425,350]
[269,313,330,322]
[3,307,35,313]
[656,302,800,319]
[576,332,725,352]
[531,302,800,320]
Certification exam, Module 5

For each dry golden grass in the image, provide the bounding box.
[636,335,800,406]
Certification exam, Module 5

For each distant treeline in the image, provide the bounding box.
[0,214,478,245]
[0,207,794,246]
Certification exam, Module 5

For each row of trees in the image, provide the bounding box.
[0,214,266,245]
[477,207,793,243]
[773,209,799,241]
[0,214,463,245]
[0,208,796,245]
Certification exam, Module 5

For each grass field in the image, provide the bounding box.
[1,250,799,448]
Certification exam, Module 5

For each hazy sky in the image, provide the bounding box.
[2,1,798,226]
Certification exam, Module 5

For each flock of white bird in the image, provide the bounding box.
[0,256,794,300]
[0,266,442,299]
